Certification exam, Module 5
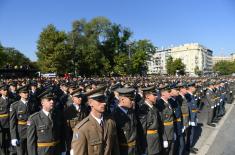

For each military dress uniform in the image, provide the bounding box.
[185,91,198,153]
[157,98,174,155]
[168,96,185,155]
[72,114,120,155]
[112,88,142,155]
[9,86,35,155]
[0,85,12,155]
[205,86,217,126]
[27,109,65,155]
[138,100,162,155]
[64,93,89,154]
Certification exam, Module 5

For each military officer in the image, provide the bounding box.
[156,86,174,155]
[71,85,120,155]
[168,85,185,155]
[27,89,66,155]
[205,82,217,127]
[8,82,20,103]
[112,87,142,155]
[185,82,198,154]
[0,83,11,155]
[137,86,162,155]
[9,85,34,155]
[64,91,89,154]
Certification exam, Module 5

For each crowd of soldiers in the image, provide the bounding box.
[0,76,234,155]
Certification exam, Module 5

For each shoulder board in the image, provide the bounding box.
[75,116,89,129]
[11,101,19,106]
[29,112,40,119]
[138,103,149,115]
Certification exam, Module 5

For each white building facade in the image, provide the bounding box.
[147,49,170,74]
[147,43,213,75]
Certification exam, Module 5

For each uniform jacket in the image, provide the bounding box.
[0,96,12,129]
[156,98,174,141]
[112,107,141,155]
[137,100,162,154]
[71,114,120,155]
[10,100,35,139]
[27,110,66,155]
[185,93,198,124]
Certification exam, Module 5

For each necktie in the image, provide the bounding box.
[100,120,104,128]
[48,113,52,121]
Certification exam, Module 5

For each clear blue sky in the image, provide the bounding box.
[1,0,235,61]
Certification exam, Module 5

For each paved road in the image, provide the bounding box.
[206,104,235,155]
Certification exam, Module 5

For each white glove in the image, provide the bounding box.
[191,122,196,126]
[11,139,19,146]
[182,126,186,133]
[70,149,74,155]
[61,152,66,155]
[163,141,168,148]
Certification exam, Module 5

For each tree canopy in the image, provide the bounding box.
[36,17,157,76]
[166,56,185,75]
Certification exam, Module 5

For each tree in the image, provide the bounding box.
[166,56,185,75]
[130,40,156,75]
[0,43,7,68]
[173,58,185,75]
[3,47,32,67]
[194,66,202,76]
[213,61,235,75]
[36,24,72,74]
[166,56,174,75]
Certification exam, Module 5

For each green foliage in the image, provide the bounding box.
[0,43,7,68]
[213,61,235,75]
[35,17,158,76]
[0,42,35,70]
[166,56,185,75]
[130,40,156,75]
[194,66,202,76]
[36,24,72,74]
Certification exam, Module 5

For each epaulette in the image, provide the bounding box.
[139,103,149,115]
[27,112,40,126]
[11,101,19,106]
[9,101,19,111]
[30,112,40,119]
[75,116,89,129]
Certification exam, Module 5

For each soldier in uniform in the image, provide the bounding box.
[168,85,184,155]
[0,83,11,155]
[71,85,120,155]
[112,87,142,155]
[205,82,217,127]
[9,85,34,155]
[29,81,41,112]
[156,86,174,155]
[8,82,20,103]
[27,88,66,155]
[137,86,162,155]
[185,82,198,154]
[64,91,89,154]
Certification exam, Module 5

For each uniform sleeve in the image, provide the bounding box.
[137,109,148,154]
[111,122,120,155]
[159,111,168,142]
[10,103,17,139]
[71,128,87,155]
[27,117,37,155]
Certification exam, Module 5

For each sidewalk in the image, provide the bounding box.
[192,101,235,155]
